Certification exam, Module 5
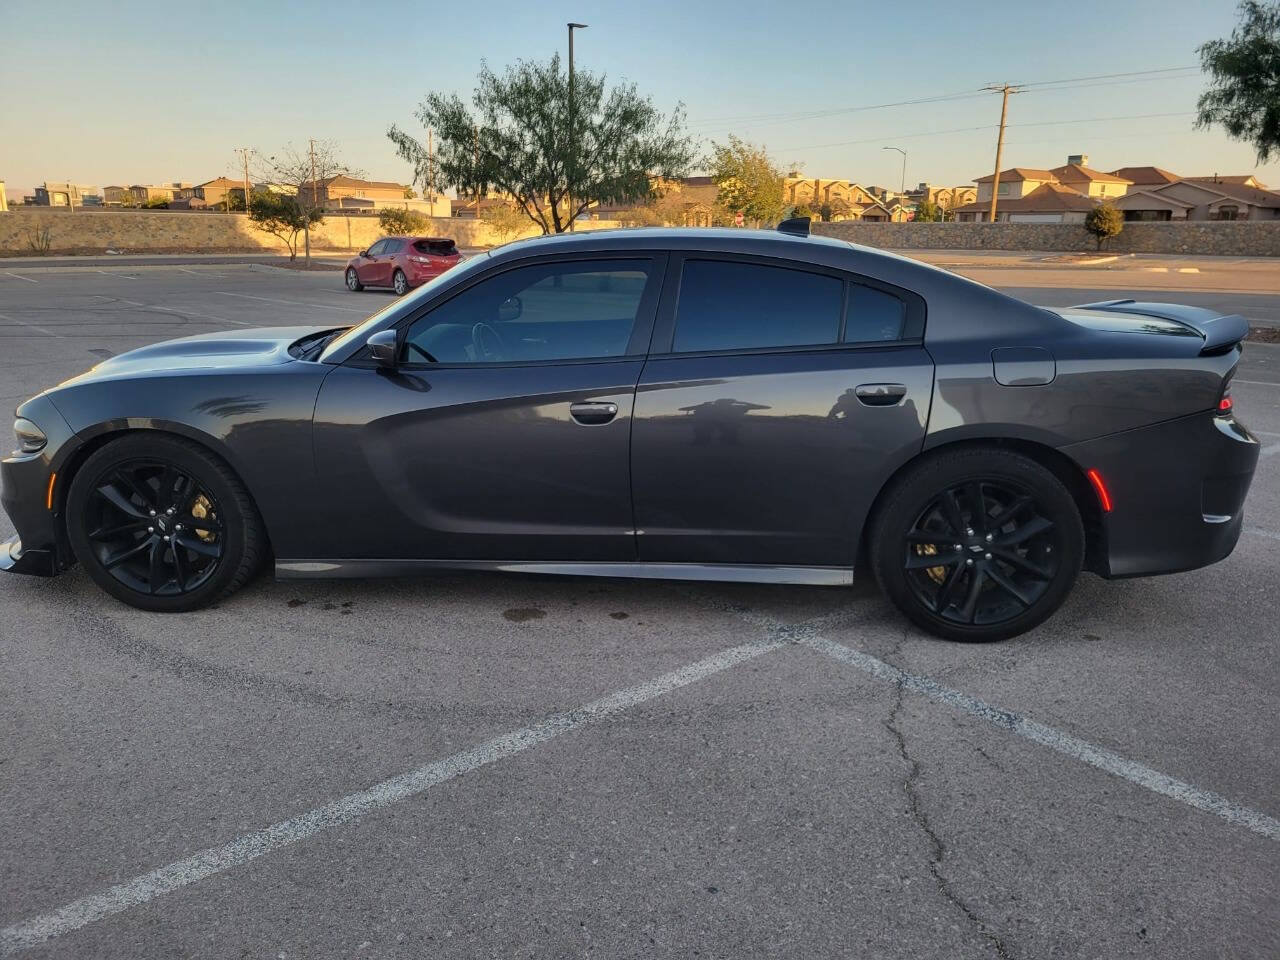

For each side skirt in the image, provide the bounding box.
[275,558,853,586]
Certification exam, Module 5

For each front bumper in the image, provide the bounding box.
[1063,411,1260,578]
[1,394,81,578]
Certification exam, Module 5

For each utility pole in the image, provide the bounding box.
[307,138,317,267]
[427,126,435,205]
[567,22,588,232]
[983,83,1021,224]
[235,147,251,215]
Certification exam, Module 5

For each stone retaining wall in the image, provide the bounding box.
[0,208,620,256]
[812,220,1280,256]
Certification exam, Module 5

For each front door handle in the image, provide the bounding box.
[569,401,619,425]
[854,383,907,406]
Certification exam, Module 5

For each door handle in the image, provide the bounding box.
[854,383,907,406]
[569,401,619,425]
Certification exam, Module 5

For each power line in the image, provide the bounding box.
[686,66,1201,134]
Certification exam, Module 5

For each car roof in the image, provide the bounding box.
[493,226,852,258]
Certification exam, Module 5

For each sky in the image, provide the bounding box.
[2,0,1277,198]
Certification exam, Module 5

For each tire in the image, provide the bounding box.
[392,269,409,296]
[869,447,1084,642]
[345,267,363,292]
[66,434,266,612]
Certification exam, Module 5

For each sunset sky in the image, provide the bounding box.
[2,0,1277,196]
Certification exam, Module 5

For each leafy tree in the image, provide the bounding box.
[1084,204,1124,251]
[791,203,814,220]
[403,186,418,199]
[255,141,360,266]
[389,55,695,235]
[144,196,169,209]
[708,136,786,227]
[378,207,429,234]
[914,199,942,222]
[481,201,532,242]
[1197,1,1280,163]
[248,191,321,261]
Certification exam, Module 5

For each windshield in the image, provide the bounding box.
[318,251,491,363]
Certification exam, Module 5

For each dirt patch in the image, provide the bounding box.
[1247,325,1280,343]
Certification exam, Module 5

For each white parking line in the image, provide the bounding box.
[1233,379,1280,387]
[3,271,37,283]
[214,292,366,314]
[1260,443,1280,459]
[0,638,784,956]
[686,594,1280,844]
[91,296,251,327]
[797,632,1280,843]
[94,270,136,280]
[0,312,62,339]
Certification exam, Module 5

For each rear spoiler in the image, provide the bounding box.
[1075,299,1249,355]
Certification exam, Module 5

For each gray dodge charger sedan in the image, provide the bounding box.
[1,223,1261,641]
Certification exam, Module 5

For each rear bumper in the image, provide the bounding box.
[1063,411,1259,578]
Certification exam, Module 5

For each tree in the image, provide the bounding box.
[481,201,532,243]
[403,185,418,199]
[378,207,429,233]
[791,203,814,220]
[255,141,360,266]
[1084,204,1124,251]
[388,55,695,235]
[915,199,942,222]
[1197,1,1280,163]
[248,191,321,261]
[708,136,786,227]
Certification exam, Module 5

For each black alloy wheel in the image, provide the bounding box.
[67,434,265,612]
[83,460,224,596]
[903,479,1060,627]
[870,447,1084,642]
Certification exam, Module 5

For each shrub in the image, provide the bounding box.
[1085,204,1124,251]
[378,206,429,234]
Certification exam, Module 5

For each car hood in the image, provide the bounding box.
[60,326,335,385]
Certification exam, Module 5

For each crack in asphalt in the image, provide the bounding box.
[884,679,1015,960]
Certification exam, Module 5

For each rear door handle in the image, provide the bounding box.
[569,401,619,425]
[854,383,907,406]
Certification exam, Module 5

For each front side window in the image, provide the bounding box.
[672,260,842,353]
[366,240,387,256]
[403,259,653,364]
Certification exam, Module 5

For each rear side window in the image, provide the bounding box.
[672,260,842,353]
[845,283,906,343]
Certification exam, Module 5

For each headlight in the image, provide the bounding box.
[13,417,47,453]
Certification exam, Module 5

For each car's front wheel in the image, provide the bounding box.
[66,434,265,612]
[869,447,1084,642]
[345,267,363,292]
[392,269,409,296]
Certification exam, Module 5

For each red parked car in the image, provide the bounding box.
[344,236,463,296]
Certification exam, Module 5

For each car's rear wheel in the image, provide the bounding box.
[869,447,1084,642]
[392,269,409,296]
[66,434,265,612]
[345,267,363,292]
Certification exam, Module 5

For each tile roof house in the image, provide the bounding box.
[955,182,1100,223]
[1112,178,1280,221]
[1108,166,1181,190]
[1048,163,1131,200]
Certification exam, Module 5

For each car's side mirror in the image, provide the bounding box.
[498,295,522,322]
[359,249,369,258]
[366,329,399,368]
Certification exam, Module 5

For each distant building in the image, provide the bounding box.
[1112,179,1280,221]
[35,182,103,207]
[1188,174,1268,189]
[195,177,249,208]
[905,182,977,215]
[298,175,406,208]
[955,181,1099,223]
[128,185,177,205]
[1108,166,1181,191]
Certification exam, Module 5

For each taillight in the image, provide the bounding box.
[1218,392,1233,413]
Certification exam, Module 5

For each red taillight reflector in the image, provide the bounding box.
[1086,468,1113,513]
[1218,394,1233,412]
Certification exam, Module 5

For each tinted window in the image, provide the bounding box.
[403,259,652,364]
[844,284,906,342]
[673,260,842,353]
[366,240,387,256]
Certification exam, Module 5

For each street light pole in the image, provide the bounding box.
[882,146,907,195]
[567,22,588,233]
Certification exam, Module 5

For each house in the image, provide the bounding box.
[1109,166,1181,191]
[35,182,103,207]
[1188,174,1268,189]
[954,182,1098,223]
[195,177,249,208]
[1112,179,1280,221]
[1048,158,1131,200]
[298,175,407,208]
[906,182,978,212]
[169,196,209,210]
[783,177,879,221]
[128,185,177,205]
[972,167,1059,206]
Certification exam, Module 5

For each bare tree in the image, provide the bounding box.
[255,141,361,266]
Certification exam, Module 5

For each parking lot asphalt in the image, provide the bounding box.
[1,264,1278,959]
